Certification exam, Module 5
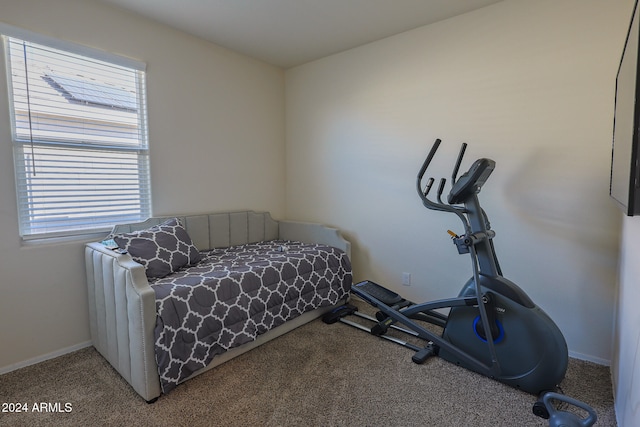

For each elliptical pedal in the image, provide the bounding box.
[352,280,405,306]
[322,304,358,324]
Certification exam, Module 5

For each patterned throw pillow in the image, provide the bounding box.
[113,218,201,279]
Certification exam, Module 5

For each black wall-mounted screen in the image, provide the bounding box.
[611,0,640,215]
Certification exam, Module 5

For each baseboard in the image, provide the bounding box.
[0,341,93,375]
[569,350,611,367]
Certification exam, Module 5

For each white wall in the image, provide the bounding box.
[0,0,285,371]
[612,215,640,426]
[285,0,630,364]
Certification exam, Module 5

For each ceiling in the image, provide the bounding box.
[98,0,503,68]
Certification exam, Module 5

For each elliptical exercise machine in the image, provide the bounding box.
[325,138,569,395]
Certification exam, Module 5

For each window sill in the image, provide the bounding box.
[21,230,110,248]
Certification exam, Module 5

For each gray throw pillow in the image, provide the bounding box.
[113,218,201,279]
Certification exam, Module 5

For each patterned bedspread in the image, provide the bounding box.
[150,240,352,393]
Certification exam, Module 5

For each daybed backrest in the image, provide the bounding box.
[111,211,279,251]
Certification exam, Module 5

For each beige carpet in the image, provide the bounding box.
[0,302,616,426]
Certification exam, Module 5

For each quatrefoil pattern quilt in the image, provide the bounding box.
[150,240,352,393]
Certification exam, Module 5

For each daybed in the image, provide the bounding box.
[84,211,352,402]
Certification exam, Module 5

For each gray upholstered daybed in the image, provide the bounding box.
[85,211,352,402]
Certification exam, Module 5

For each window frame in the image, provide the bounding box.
[1,23,151,240]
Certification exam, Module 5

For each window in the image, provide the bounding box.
[2,25,150,239]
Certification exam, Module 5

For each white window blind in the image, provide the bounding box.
[2,29,150,239]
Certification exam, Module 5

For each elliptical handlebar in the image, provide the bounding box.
[417,139,469,226]
[417,138,442,182]
[452,143,468,184]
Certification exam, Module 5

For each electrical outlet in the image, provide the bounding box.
[402,272,411,286]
